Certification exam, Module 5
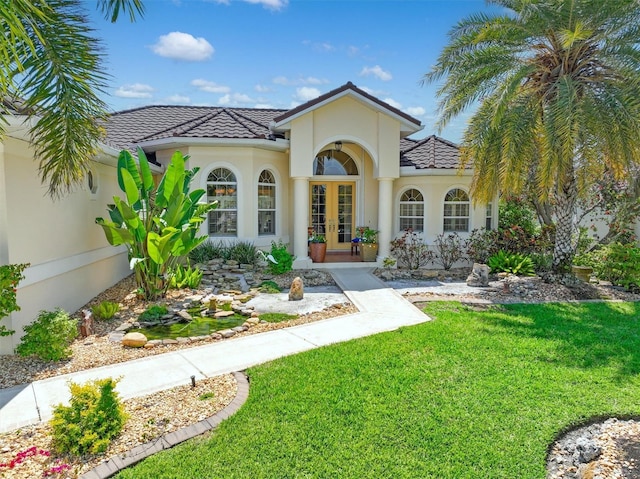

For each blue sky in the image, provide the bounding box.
[87,0,499,142]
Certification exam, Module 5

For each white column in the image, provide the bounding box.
[377,177,394,260]
[292,177,311,268]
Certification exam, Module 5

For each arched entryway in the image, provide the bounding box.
[310,147,359,252]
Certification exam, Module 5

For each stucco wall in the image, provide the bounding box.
[0,135,130,354]
[166,145,291,249]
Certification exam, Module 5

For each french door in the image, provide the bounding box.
[310,182,355,251]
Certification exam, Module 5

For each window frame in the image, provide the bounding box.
[398,188,425,233]
[257,169,276,236]
[443,188,470,233]
[207,167,238,237]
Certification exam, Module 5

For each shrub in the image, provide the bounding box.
[189,239,230,264]
[139,304,168,321]
[0,263,29,337]
[258,280,281,293]
[487,250,535,276]
[50,378,127,456]
[229,241,258,265]
[433,233,466,270]
[168,264,203,289]
[464,228,496,263]
[390,229,434,270]
[91,301,120,320]
[266,241,294,275]
[498,197,539,236]
[596,243,640,291]
[16,309,77,361]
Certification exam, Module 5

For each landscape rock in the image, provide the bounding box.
[122,332,148,348]
[466,263,490,287]
[289,276,304,301]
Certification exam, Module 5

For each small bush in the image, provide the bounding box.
[390,229,434,270]
[464,228,496,264]
[266,241,294,275]
[50,377,127,456]
[168,265,203,289]
[258,280,281,293]
[488,250,535,276]
[229,241,258,265]
[16,309,77,361]
[91,301,120,320]
[139,304,168,321]
[189,240,230,263]
[0,263,29,337]
[433,233,466,270]
[596,243,640,291]
[498,197,539,236]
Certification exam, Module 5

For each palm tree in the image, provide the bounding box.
[424,0,640,273]
[1,0,144,198]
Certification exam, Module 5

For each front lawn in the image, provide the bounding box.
[116,301,640,478]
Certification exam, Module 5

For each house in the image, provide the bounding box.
[0,81,494,354]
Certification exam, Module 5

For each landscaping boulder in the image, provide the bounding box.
[122,332,148,348]
[289,276,304,301]
[466,263,490,287]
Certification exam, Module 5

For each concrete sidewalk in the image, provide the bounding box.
[0,268,429,433]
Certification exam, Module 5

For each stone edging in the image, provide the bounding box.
[78,371,250,479]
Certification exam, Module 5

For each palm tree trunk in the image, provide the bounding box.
[552,172,578,273]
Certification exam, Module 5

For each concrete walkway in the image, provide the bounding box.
[0,268,429,433]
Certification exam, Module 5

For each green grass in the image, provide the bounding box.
[259,312,298,323]
[115,301,640,478]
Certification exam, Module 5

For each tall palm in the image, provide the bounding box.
[424,0,640,273]
[1,0,144,198]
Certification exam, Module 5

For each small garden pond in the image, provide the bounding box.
[129,315,247,340]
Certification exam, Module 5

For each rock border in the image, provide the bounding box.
[78,371,249,479]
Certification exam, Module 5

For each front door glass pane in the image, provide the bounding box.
[337,185,353,243]
[311,184,327,236]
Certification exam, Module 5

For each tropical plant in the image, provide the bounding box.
[0,263,29,336]
[91,300,120,320]
[96,149,217,300]
[189,240,229,264]
[356,226,378,244]
[3,0,145,198]
[488,251,536,276]
[424,0,640,273]
[168,265,203,289]
[16,309,78,361]
[139,304,168,322]
[50,377,127,455]
[433,233,466,270]
[309,234,326,243]
[228,241,259,265]
[390,228,434,270]
[499,197,539,237]
[266,241,294,275]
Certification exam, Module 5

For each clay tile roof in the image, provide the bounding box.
[103,105,287,151]
[400,135,467,169]
[272,81,421,127]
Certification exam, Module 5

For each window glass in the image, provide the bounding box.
[399,188,424,232]
[207,168,237,236]
[443,188,470,232]
[258,170,276,236]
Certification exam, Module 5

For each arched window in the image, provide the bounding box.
[399,188,424,232]
[443,188,470,232]
[257,170,276,236]
[313,150,358,175]
[207,168,237,236]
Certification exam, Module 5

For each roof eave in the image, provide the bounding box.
[399,166,472,176]
[134,136,290,152]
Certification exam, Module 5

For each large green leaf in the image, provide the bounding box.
[116,150,142,193]
[95,219,134,246]
[147,229,179,265]
[157,151,185,208]
[136,147,154,199]
[120,167,140,206]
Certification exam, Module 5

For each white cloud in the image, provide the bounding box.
[347,45,359,56]
[218,93,254,105]
[359,86,385,97]
[360,65,393,82]
[406,106,426,117]
[151,32,214,61]
[383,97,402,109]
[294,87,321,102]
[191,79,230,93]
[254,102,275,109]
[255,84,271,93]
[166,94,191,104]
[114,83,154,98]
[243,0,288,10]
